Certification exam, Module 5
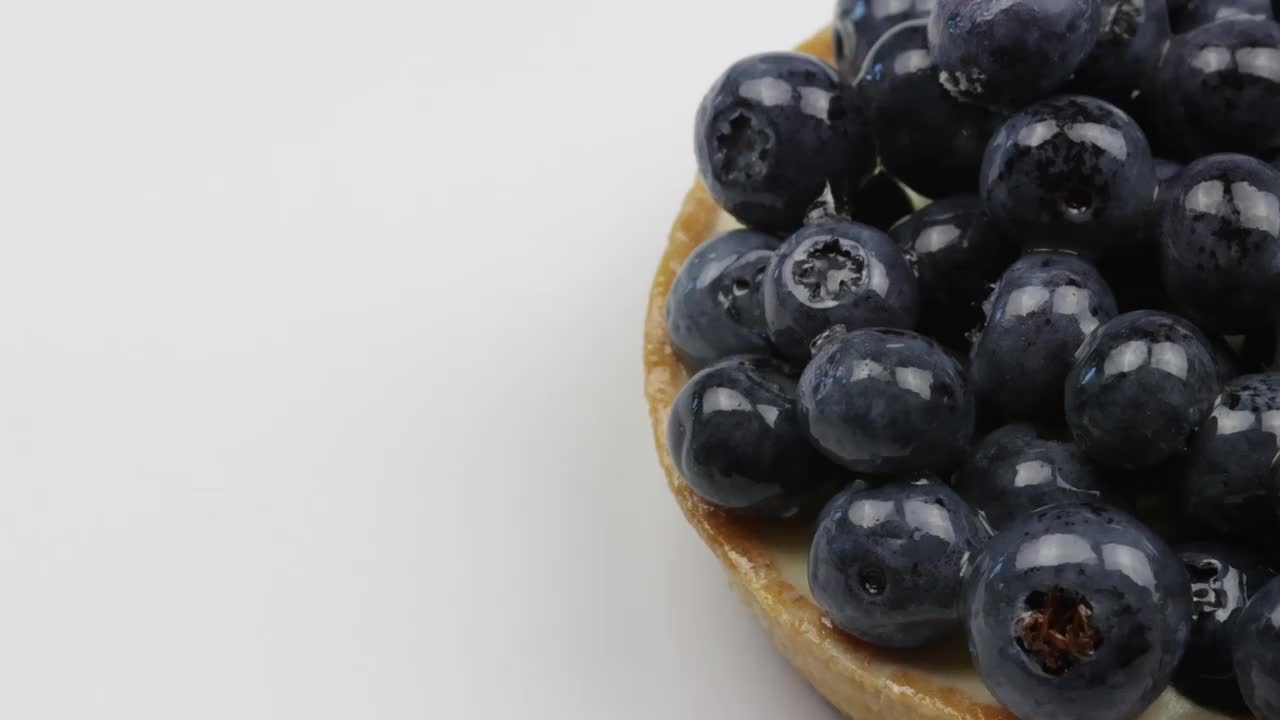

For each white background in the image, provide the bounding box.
[0,1,841,718]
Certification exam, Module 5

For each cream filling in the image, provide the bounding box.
[713,207,1238,720]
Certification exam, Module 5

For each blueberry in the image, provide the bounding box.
[1065,310,1220,469]
[667,356,840,518]
[833,0,936,80]
[1158,153,1280,334]
[857,21,1005,198]
[809,479,988,647]
[888,196,1019,348]
[981,96,1156,258]
[970,253,1119,425]
[928,0,1102,107]
[694,53,875,232]
[1071,0,1172,106]
[799,328,974,475]
[1153,19,1280,159]
[954,424,1115,532]
[963,504,1191,720]
[1174,543,1277,713]
[1173,0,1272,31]
[763,219,918,361]
[1181,374,1280,544]
[665,230,779,371]
[1233,576,1280,720]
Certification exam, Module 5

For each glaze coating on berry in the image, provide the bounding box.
[809,479,988,647]
[858,21,1004,198]
[1065,310,1220,469]
[666,229,779,371]
[833,0,935,80]
[928,0,1102,107]
[970,253,1118,424]
[695,52,874,232]
[1153,19,1280,159]
[981,95,1156,258]
[668,356,840,517]
[963,504,1191,720]
[1158,153,1280,334]
[799,328,974,475]
[954,424,1115,531]
[889,196,1018,348]
[1180,373,1280,543]
[764,219,919,361]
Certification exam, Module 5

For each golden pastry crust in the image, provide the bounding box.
[642,29,1018,720]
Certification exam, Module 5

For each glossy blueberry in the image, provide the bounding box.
[928,0,1102,107]
[695,53,875,233]
[1153,19,1280,159]
[809,479,988,647]
[1159,154,1280,334]
[857,21,1004,199]
[954,424,1114,532]
[1233,576,1280,720]
[888,196,1019,348]
[963,504,1191,720]
[763,219,918,361]
[1065,311,1220,469]
[667,356,838,518]
[1173,543,1277,713]
[1180,374,1280,543]
[970,253,1118,424]
[833,0,935,80]
[1173,0,1272,31]
[1071,0,1172,106]
[799,328,974,475]
[981,96,1156,257]
[665,230,779,371]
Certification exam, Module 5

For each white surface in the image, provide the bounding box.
[0,1,841,718]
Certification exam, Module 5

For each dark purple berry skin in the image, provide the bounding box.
[981,95,1156,258]
[1065,311,1221,470]
[665,230,779,372]
[833,0,936,80]
[695,53,875,233]
[928,0,1102,107]
[1233,576,1280,720]
[1174,543,1277,714]
[963,504,1191,720]
[1158,154,1280,335]
[799,328,974,475]
[970,253,1119,425]
[1071,0,1172,106]
[954,424,1115,532]
[667,356,842,518]
[1173,0,1272,32]
[1181,374,1280,545]
[763,219,919,361]
[809,479,988,647]
[889,196,1019,348]
[858,21,1004,199]
[1153,19,1280,160]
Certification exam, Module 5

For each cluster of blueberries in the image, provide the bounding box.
[664,1,1280,719]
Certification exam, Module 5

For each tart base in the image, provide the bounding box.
[643,27,1236,720]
